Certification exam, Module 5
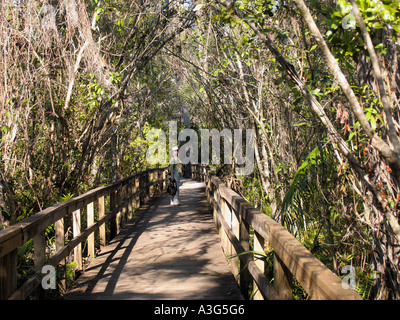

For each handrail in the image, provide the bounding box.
[0,167,168,300]
[192,165,362,300]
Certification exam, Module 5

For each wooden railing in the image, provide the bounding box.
[192,165,362,300]
[0,167,168,300]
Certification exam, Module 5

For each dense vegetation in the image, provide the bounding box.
[1,0,399,299]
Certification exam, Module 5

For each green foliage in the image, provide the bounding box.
[327,0,400,60]
[66,261,78,285]
[59,193,75,202]
[17,239,33,258]
[242,176,270,212]
[280,146,320,221]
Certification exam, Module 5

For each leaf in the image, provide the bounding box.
[242,16,257,21]
[342,13,356,30]
[280,146,320,217]
[18,239,33,257]
[310,88,322,98]
[308,44,318,53]
[347,131,357,144]
[393,24,400,33]
[294,122,312,127]
[338,0,352,15]
[372,22,384,29]
[193,4,203,12]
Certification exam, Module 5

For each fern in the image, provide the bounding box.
[277,146,320,235]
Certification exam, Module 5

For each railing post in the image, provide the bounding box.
[239,218,251,300]
[229,203,240,282]
[216,186,225,246]
[253,231,265,300]
[116,188,121,234]
[120,185,127,228]
[124,182,129,223]
[110,191,117,239]
[135,177,140,209]
[55,218,66,293]
[191,164,195,179]
[274,254,293,300]
[73,209,82,271]
[133,175,138,208]
[206,173,211,204]
[141,174,145,204]
[127,178,133,220]
[212,182,220,232]
[0,249,17,299]
[139,174,143,206]
[220,192,239,282]
[162,169,167,191]
[211,179,218,229]
[34,230,46,270]
[150,171,154,196]
[34,229,46,297]
[98,196,106,248]
[146,172,150,202]
[87,202,95,258]
[155,170,160,194]
[158,170,162,194]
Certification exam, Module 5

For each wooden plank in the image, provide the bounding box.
[120,187,127,228]
[98,196,106,248]
[212,189,219,231]
[253,230,265,300]
[135,178,140,210]
[0,226,22,246]
[239,218,250,299]
[274,253,293,299]
[55,218,66,293]
[0,249,17,299]
[230,202,240,282]
[87,202,95,258]
[0,227,23,258]
[127,180,133,220]
[34,230,46,270]
[268,223,362,300]
[149,172,154,196]
[247,259,279,300]
[109,191,117,239]
[55,218,64,252]
[73,209,82,271]
[115,189,121,235]
[221,199,231,269]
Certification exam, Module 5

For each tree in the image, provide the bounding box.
[211,0,400,299]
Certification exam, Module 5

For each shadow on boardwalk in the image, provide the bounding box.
[64,179,243,300]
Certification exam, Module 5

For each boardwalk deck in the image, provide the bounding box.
[64,179,243,300]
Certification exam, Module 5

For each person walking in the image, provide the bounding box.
[169,146,182,205]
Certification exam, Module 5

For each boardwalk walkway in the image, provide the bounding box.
[64,179,243,300]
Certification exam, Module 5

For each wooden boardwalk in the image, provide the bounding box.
[64,179,243,300]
